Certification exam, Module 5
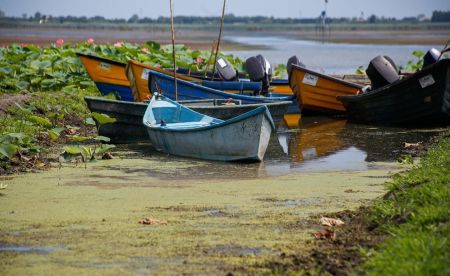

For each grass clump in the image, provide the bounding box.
[364,132,450,275]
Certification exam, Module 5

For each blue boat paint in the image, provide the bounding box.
[201,80,262,92]
[94,82,134,102]
[148,69,295,104]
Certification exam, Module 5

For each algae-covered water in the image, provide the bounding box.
[0,118,443,274]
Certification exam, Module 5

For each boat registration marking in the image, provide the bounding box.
[217,58,227,68]
[141,68,151,80]
[419,74,435,88]
[99,62,111,70]
[302,73,318,86]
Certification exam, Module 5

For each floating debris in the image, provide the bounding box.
[139,217,168,225]
[320,217,345,227]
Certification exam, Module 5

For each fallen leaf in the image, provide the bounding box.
[0,183,7,190]
[139,217,168,225]
[65,128,77,135]
[102,152,113,160]
[320,217,344,227]
[404,142,423,149]
[313,228,336,240]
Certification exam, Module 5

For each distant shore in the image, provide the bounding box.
[0,26,448,49]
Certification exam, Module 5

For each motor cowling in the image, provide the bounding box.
[286,55,305,81]
[423,48,441,68]
[366,55,400,90]
[245,55,273,95]
[216,57,238,81]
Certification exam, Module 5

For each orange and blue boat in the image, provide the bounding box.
[76,53,134,101]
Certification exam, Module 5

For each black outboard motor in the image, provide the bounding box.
[256,55,273,82]
[286,55,306,81]
[366,55,400,90]
[383,55,398,73]
[423,48,441,68]
[245,56,270,94]
[216,57,238,81]
[246,55,273,94]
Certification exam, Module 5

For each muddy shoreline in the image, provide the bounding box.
[1,27,448,49]
[0,147,405,274]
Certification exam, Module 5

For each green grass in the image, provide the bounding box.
[364,132,450,275]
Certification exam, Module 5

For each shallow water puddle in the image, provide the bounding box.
[0,244,64,254]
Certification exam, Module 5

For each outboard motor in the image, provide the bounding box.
[423,48,441,68]
[286,55,306,81]
[216,57,238,81]
[383,55,398,73]
[245,56,270,94]
[256,54,273,81]
[366,55,400,90]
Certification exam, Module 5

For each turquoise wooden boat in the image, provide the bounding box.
[143,93,275,161]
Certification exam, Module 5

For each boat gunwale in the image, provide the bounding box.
[290,64,365,89]
[143,95,275,133]
[76,52,127,67]
[149,69,295,102]
[336,59,450,103]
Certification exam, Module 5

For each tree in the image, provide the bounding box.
[431,10,450,22]
[368,14,377,23]
[128,14,139,23]
[34,12,41,20]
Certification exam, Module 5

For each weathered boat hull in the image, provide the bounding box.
[143,96,274,162]
[337,59,450,126]
[289,65,364,114]
[84,96,290,143]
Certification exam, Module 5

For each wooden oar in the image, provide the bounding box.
[169,0,178,101]
[211,0,227,80]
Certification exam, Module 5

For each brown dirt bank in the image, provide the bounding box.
[1,27,448,49]
[0,27,255,50]
[264,207,384,275]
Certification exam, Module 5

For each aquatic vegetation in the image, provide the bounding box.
[402,50,425,71]
[0,41,245,94]
[62,111,116,162]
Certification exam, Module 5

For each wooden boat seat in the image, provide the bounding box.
[157,121,211,129]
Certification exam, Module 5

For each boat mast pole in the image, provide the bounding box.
[211,0,227,80]
[169,0,178,101]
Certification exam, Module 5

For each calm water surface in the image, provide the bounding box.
[117,117,444,180]
[226,36,439,74]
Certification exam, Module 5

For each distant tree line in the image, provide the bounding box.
[1,10,450,24]
[431,10,450,22]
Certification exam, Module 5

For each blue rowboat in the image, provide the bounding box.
[147,69,296,104]
[143,93,275,161]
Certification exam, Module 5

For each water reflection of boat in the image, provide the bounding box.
[277,118,347,161]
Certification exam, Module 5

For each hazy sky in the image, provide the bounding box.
[0,0,448,19]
